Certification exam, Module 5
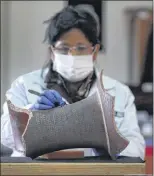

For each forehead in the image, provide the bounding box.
[55,28,91,46]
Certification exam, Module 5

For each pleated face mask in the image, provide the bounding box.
[53,53,94,82]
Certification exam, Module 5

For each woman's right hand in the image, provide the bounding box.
[31,90,66,110]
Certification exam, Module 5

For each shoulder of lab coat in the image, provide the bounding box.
[5,69,48,106]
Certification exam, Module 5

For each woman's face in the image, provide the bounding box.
[51,28,100,61]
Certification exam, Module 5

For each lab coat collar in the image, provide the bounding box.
[42,68,49,79]
[88,75,116,97]
[95,69,116,90]
[102,75,116,90]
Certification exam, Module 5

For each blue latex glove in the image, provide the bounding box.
[31,90,66,110]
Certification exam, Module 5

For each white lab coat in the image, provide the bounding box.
[1,69,145,160]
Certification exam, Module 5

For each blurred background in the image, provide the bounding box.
[1,0,153,174]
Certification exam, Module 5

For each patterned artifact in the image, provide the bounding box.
[7,71,129,159]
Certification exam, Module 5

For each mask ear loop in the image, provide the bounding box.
[50,45,55,62]
[92,45,98,57]
[92,45,96,53]
[92,44,100,78]
[92,45,98,64]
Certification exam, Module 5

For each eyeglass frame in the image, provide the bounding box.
[51,44,96,55]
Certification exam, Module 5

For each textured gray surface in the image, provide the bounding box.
[24,95,107,159]
[96,77,129,158]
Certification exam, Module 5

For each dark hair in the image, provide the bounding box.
[42,5,100,83]
[43,5,100,46]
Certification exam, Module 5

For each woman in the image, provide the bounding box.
[1,5,145,160]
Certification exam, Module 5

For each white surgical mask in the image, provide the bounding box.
[53,53,94,82]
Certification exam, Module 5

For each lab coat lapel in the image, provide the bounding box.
[88,75,116,97]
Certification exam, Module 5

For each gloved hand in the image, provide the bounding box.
[31,90,66,110]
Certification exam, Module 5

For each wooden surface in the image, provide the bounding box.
[1,163,145,175]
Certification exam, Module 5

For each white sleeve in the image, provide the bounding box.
[118,88,145,160]
[1,76,29,150]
